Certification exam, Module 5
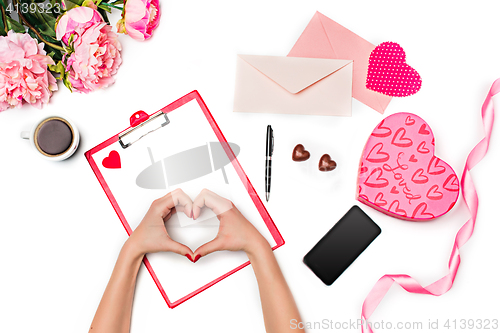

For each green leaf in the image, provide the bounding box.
[27,28,38,40]
[37,13,57,37]
[97,4,111,12]
[6,17,26,33]
[48,60,66,74]
[67,33,74,45]
[43,44,63,61]
[97,7,109,23]
[48,60,73,92]
[27,28,64,61]
[64,0,83,10]
[20,7,58,38]
[48,0,64,18]
[62,76,73,92]
[62,71,73,92]
[32,28,60,44]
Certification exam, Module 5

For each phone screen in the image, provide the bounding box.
[303,205,381,285]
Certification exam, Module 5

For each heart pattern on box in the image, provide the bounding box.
[102,150,121,169]
[366,42,422,97]
[357,113,459,221]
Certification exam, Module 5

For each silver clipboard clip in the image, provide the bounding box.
[119,110,170,149]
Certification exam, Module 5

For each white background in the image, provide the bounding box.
[1,1,499,332]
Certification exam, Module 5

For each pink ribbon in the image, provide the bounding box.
[360,79,499,333]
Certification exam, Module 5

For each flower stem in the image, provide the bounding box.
[12,0,65,51]
[1,5,8,35]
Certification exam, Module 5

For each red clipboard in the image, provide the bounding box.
[85,91,284,308]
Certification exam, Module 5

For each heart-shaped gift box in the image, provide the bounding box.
[357,113,459,221]
[366,42,422,97]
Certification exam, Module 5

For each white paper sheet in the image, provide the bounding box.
[92,100,277,303]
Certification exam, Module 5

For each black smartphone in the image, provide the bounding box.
[303,205,381,285]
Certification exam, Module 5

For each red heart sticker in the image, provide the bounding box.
[366,42,422,97]
[357,113,459,221]
[103,150,121,169]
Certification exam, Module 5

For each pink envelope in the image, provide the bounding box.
[288,12,392,114]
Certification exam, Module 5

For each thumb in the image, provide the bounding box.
[194,237,224,259]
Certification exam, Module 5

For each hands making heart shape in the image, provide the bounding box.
[127,188,268,262]
[91,189,304,333]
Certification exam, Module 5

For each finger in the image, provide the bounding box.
[162,211,172,223]
[155,189,193,218]
[192,189,212,219]
[163,207,176,222]
[166,239,194,258]
[171,189,193,218]
[192,189,232,219]
[194,237,225,258]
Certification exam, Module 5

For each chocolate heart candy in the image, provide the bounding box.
[292,144,310,162]
[319,154,337,172]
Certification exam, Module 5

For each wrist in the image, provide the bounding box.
[123,236,146,261]
[245,235,271,260]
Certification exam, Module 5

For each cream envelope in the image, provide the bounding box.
[288,12,392,114]
[233,55,353,117]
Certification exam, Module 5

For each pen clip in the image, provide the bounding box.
[271,129,274,156]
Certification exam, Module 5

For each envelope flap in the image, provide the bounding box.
[239,55,352,94]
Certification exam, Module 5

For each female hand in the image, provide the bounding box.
[127,189,195,260]
[192,189,269,261]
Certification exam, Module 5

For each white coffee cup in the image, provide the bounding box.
[21,115,80,161]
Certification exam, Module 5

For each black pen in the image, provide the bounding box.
[265,125,274,202]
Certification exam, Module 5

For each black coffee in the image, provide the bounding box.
[35,118,73,156]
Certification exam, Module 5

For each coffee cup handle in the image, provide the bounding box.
[20,131,30,140]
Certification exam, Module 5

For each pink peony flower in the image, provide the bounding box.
[56,7,122,93]
[0,31,57,112]
[56,6,103,45]
[117,0,160,41]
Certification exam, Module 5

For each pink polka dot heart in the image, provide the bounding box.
[366,42,422,97]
